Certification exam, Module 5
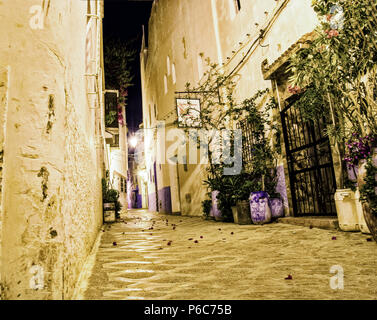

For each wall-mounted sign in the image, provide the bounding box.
[176,98,202,128]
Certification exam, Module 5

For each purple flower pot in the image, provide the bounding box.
[269,198,284,219]
[249,192,272,225]
[211,191,222,220]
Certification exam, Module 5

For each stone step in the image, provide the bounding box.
[278,216,339,230]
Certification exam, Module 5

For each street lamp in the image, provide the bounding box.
[129,135,138,148]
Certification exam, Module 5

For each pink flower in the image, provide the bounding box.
[288,85,302,94]
[327,29,339,38]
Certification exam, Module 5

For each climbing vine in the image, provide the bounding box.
[288,0,377,187]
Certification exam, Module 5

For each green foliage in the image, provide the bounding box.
[105,111,117,127]
[289,0,377,188]
[102,177,122,219]
[201,199,212,218]
[104,38,136,91]
[360,157,377,217]
[289,0,377,136]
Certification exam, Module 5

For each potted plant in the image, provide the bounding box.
[333,133,374,232]
[231,172,255,225]
[288,2,377,239]
[240,103,275,225]
[359,137,377,241]
[265,168,284,220]
[102,177,122,222]
[204,172,239,222]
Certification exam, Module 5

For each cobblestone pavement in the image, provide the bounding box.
[80,209,377,300]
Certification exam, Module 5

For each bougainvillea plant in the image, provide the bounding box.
[344,133,375,166]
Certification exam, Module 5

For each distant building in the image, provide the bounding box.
[140,0,339,217]
[104,90,128,209]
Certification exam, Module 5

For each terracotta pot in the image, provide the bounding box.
[361,202,377,242]
[357,150,377,242]
[232,200,252,225]
[231,206,238,224]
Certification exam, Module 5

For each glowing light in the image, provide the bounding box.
[129,136,138,148]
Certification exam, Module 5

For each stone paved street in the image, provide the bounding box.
[78,209,377,300]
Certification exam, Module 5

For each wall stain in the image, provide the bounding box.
[37,167,49,201]
[46,94,55,134]
[182,37,188,59]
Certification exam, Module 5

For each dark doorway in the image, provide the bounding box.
[281,96,337,216]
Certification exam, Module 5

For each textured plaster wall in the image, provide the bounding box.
[0,0,103,299]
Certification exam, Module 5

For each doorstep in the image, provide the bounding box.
[277,216,339,231]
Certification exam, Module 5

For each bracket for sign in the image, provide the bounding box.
[174,89,221,104]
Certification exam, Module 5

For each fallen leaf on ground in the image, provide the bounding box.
[194,240,199,243]
[332,236,337,240]
[366,238,373,242]
[285,275,293,280]
[112,242,117,246]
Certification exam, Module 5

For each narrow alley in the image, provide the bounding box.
[78,210,377,300]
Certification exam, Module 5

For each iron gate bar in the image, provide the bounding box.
[281,96,337,217]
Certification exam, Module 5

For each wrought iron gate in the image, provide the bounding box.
[281,97,337,216]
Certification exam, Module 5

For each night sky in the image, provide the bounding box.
[103,0,153,133]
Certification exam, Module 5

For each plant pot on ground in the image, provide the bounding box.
[334,189,360,232]
[249,191,272,225]
[204,174,239,222]
[102,178,122,221]
[232,176,256,225]
[359,147,377,242]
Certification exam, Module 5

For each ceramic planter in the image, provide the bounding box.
[232,200,252,225]
[357,150,377,241]
[354,189,371,234]
[334,189,360,232]
[268,198,284,219]
[211,190,224,221]
[249,192,271,225]
[231,206,238,223]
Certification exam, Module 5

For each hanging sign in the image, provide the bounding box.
[176,98,202,128]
